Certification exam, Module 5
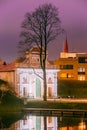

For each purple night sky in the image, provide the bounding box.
[0,0,87,63]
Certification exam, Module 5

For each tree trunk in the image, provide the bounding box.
[43,68,47,101]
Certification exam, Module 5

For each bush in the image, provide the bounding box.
[58,80,87,98]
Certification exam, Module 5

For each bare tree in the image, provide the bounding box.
[19,3,62,101]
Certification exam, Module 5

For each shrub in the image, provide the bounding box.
[58,80,87,98]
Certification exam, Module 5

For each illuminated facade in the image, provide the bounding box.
[15,68,58,99]
[15,46,58,98]
[0,46,58,99]
[54,38,87,81]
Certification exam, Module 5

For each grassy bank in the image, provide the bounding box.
[0,93,24,112]
[1,92,87,112]
[58,80,87,98]
[26,100,87,110]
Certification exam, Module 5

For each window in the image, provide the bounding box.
[67,73,73,78]
[60,73,73,78]
[31,57,39,62]
[78,57,87,63]
[78,68,85,74]
[78,75,85,81]
[37,58,39,62]
[48,87,52,97]
[48,117,52,123]
[48,77,53,84]
[60,73,67,78]
[60,65,73,69]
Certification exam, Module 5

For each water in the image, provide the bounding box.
[0,112,87,130]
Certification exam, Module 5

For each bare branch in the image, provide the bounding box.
[18,3,63,101]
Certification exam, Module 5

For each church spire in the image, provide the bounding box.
[64,36,68,53]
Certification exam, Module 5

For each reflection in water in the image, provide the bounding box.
[19,115,57,130]
[0,113,22,130]
[0,113,87,130]
[78,119,86,130]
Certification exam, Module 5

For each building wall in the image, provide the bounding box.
[54,53,87,81]
[15,68,58,99]
[0,46,58,97]
[0,71,15,85]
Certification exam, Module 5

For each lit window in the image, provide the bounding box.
[78,68,85,72]
[60,73,73,78]
[68,73,73,78]
[60,73,67,78]
[78,75,85,81]
[78,68,85,74]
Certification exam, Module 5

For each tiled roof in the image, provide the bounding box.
[0,63,15,72]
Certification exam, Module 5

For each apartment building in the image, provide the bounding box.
[54,38,87,81]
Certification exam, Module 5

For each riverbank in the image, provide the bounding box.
[1,94,87,112]
[25,100,87,110]
[0,93,24,112]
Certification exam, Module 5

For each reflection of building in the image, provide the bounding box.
[78,120,86,130]
[54,38,87,81]
[0,46,58,99]
[2,115,87,130]
[19,115,57,130]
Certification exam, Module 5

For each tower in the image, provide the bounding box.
[64,36,68,53]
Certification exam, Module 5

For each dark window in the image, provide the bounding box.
[60,65,73,69]
[78,72,85,74]
[78,57,87,63]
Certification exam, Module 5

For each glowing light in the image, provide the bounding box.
[78,75,85,81]
[60,73,67,78]
[78,120,86,130]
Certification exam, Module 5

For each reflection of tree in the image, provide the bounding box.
[0,117,3,129]
[0,113,23,129]
[44,116,47,130]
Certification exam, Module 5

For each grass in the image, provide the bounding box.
[0,92,24,112]
[25,100,87,110]
[58,80,87,98]
[1,90,87,112]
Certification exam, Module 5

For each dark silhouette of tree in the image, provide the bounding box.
[19,3,62,101]
[0,79,16,104]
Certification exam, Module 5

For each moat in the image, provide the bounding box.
[0,111,87,129]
